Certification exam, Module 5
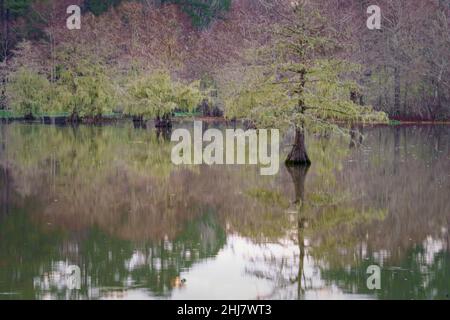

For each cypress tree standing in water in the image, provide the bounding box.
[222,2,387,165]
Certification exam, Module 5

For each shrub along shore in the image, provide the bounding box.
[0,110,203,123]
[2,110,449,126]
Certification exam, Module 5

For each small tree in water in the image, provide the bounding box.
[55,64,116,122]
[221,2,387,165]
[125,70,204,128]
[6,68,51,119]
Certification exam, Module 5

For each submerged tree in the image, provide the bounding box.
[221,1,387,165]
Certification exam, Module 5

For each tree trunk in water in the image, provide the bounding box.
[394,66,401,117]
[199,99,210,117]
[67,112,80,124]
[286,128,311,166]
[155,114,172,128]
[243,119,256,130]
[132,115,143,122]
[133,115,145,128]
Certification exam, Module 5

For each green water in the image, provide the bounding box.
[0,122,449,300]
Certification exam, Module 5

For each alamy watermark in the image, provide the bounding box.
[66,5,81,30]
[366,265,381,290]
[367,5,382,30]
[171,121,280,176]
[66,265,81,290]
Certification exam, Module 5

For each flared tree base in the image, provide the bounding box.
[285,128,311,166]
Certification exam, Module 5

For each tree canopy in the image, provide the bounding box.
[219,2,388,164]
[223,3,387,132]
[124,70,204,121]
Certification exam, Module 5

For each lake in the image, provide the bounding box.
[0,122,449,300]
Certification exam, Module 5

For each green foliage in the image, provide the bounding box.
[221,2,388,134]
[163,0,231,27]
[84,0,124,16]
[53,65,116,119]
[6,64,116,119]
[124,70,204,120]
[5,0,33,17]
[54,0,231,26]
[223,59,387,133]
[6,68,51,117]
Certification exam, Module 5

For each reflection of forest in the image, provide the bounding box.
[245,126,450,299]
[0,124,449,299]
[339,126,449,259]
[0,124,228,299]
[317,125,450,299]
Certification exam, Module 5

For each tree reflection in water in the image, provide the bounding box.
[0,123,449,299]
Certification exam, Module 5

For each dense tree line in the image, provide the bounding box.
[1,0,449,121]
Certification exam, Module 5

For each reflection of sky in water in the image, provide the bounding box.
[171,236,373,300]
[29,234,447,300]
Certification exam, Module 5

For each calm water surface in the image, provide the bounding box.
[0,122,449,300]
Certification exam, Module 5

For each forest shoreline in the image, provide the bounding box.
[1,115,450,126]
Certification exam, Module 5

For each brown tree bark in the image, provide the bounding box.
[286,127,311,166]
[394,66,401,117]
[286,67,311,166]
